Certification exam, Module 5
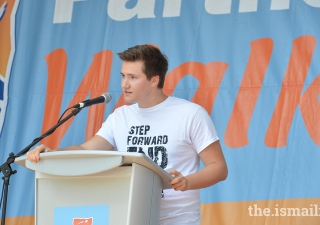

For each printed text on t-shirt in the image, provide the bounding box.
[127,125,168,169]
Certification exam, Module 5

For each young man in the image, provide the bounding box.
[27,45,228,225]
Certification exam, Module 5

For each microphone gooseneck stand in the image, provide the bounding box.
[0,107,82,225]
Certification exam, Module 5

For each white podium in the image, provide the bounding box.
[15,150,173,225]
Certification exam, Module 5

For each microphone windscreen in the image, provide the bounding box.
[102,92,112,103]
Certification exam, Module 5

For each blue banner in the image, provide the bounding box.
[0,0,319,224]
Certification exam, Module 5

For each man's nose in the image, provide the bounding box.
[122,77,129,88]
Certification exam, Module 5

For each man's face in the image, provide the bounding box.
[121,60,156,107]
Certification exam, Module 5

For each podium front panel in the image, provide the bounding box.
[36,167,132,225]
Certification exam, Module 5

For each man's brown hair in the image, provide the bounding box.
[117,45,168,88]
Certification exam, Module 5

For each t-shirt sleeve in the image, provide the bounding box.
[95,114,117,149]
[190,107,219,153]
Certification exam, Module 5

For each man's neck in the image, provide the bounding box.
[138,90,168,108]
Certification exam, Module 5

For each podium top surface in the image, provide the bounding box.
[15,150,173,189]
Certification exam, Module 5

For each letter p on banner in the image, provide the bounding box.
[73,217,93,225]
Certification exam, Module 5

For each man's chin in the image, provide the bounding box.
[123,97,136,105]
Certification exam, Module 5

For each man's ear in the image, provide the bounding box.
[151,75,160,87]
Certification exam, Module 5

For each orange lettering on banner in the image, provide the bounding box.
[265,36,316,147]
[163,62,228,114]
[300,74,320,146]
[41,49,113,148]
[224,38,273,148]
[40,37,318,149]
[41,48,67,148]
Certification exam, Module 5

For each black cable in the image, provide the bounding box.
[0,181,4,210]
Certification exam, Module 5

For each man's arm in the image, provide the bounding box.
[27,135,114,163]
[169,140,228,191]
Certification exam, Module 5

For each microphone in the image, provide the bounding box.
[72,93,112,108]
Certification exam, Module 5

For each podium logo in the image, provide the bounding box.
[54,205,109,225]
[73,217,93,225]
[0,0,20,134]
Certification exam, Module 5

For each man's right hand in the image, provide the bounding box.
[27,144,52,163]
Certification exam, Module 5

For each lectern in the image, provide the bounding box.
[15,150,172,225]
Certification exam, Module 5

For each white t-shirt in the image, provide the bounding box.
[96,96,219,224]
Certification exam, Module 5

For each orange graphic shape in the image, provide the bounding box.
[73,218,93,225]
[0,0,15,77]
